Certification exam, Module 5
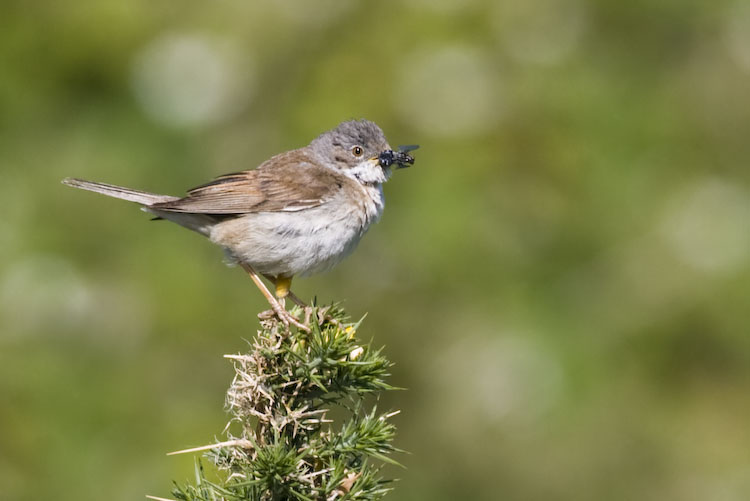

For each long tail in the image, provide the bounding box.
[62,177,216,236]
[62,178,178,206]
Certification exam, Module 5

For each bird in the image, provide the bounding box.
[63,119,416,331]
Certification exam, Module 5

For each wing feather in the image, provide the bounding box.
[150,150,344,214]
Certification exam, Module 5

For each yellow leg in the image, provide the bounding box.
[240,264,309,332]
[275,276,292,299]
[264,275,337,328]
[267,274,310,323]
[263,274,306,307]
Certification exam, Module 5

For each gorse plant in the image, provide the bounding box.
[157,305,401,501]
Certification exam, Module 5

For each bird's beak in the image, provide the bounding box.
[378,149,415,169]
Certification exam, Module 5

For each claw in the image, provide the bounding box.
[258,309,275,320]
[284,312,311,332]
[241,262,310,332]
[275,304,310,333]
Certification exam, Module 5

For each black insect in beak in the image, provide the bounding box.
[378,145,419,169]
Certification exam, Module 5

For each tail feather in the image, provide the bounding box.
[62,178,178,206]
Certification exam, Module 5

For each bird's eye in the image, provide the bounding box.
[351,146,364,157]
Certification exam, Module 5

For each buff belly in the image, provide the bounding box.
[209,202,378,278]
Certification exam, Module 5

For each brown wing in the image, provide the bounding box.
[151,150,344,214]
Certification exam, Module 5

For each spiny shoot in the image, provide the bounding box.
[161,306,401,501]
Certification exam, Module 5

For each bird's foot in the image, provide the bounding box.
[258,309,275,320]
[258,302,310,333]
[315,305,341,328]
[303,306,314,326]
[261,291,338,331]
[283,310,311,332]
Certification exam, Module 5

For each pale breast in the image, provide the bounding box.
[209,183,385,278]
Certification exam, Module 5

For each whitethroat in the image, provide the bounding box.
[63,120,417,331]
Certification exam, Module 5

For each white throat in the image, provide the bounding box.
[346,159,391,186]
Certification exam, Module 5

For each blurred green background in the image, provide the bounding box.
[3,0,750,499]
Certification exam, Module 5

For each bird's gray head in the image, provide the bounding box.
[310,120,394,186]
